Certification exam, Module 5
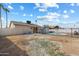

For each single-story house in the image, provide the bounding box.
[9,21,42,33]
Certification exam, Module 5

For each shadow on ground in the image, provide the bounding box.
[0,36,28,56]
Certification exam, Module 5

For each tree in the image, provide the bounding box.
[0,4,4,28]
[54,26,60,33]
[54,26,60,29]
[4,8,10,28]
[27,20,31,24]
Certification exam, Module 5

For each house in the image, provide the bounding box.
[9,21,42,33]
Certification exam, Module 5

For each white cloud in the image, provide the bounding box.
[37,16,48,20]
[47,12,60,17]
[63,14,69,18]
[39,8,47,12]
[30,14,33,17]
[23,14,26,16]
[63,10,67,14]
[34,3,46,9]
[37,12,60,21]
[34,3,59,12]
[34,3,47,12]
[35,3,40,8]
[20,6,24,10]
[70,9,75,13]
[70,3,75,6]
[8,5,13,10]
[44,3,59,8]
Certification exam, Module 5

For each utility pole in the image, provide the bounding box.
[71,28,73,37]
[35,19,37,33]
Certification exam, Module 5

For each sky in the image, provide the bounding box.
[1,3,79,28]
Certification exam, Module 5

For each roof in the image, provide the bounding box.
[9,21,42,28]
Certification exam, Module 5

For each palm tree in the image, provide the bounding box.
[4,8,10,28]
[0,4,4,28]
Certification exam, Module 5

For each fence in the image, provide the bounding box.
[49,28,79,36]
[0,28,33,36]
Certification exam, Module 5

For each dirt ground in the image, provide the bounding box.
[0,34,79,56]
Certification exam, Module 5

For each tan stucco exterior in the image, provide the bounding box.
[9,23,15,29]
[9,21,42,33]
[15,25,32,29]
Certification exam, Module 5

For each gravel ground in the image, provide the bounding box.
[0,34,79,56]
[25,39,64,56]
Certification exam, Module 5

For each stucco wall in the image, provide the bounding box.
[9,23,15,29]
[15,25,32,29]
[0,28,33,36]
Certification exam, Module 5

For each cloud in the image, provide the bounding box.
[23,13,26,16]
[70,3,75,6]
[70,9,75,13]
[44,3,59,8]
[34,3,59,12]
[34,3,46,9]
[20,6,24,10]
[48,12,60,17]
[23,14,33,17]
[63,9,75,14]
[37,12,60,21]
[8,5,13,10]
[63,10,67,14]
[35,3,40,8]
[63,14,69,18]
[34,3,47,12]
[39,8,47,12]
[30,14,33,17]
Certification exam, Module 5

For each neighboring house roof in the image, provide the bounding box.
[9,21,42,28]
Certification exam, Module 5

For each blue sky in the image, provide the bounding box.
[1,3,79,28]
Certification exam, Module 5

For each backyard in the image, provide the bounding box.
[0,34,79,56]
